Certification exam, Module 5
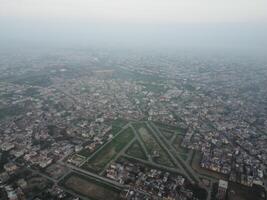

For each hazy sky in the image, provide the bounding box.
[1,0,267,50]
[1,0,267,23]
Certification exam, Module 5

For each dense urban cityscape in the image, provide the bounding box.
[0,49,266,200]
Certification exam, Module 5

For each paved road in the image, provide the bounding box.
[23,165,58,183]
[61,163,129,191]
[100,133,136,175]
[148,122,216,199]
[23,119,214,200]
[130,124,153,162]
[146,121,199,183]
[124,154,188,175]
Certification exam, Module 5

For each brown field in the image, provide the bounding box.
[227,182,266,200]
[64,174,120,200]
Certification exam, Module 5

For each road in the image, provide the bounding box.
[130,123,153,162]
[79,123,130,167]
[18,120,215,200]
[146,121,199,183]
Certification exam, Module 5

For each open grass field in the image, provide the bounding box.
[134,123,175,167]
[77,122,126,158]
[172,135,189,154]
[82,127,135,173]
[125,140,148,160]
[161,130,174,140]
[112,118,128,128]
[62,173,121,200]
[172,135,194,162]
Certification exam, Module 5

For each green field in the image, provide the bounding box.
[140,82,166,93]
[82,127,135,173]
[133,123,175,167]
[77,122,126,158]
[161,130,175,140]
[172,135,192,162]
[11,74,52,87]
[111,118,128,128]
[0,105,25,120]
[172,135,189,154]
[126,140,148,160]
[61,173,121,200]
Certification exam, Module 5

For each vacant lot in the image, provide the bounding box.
[112,118,128,128]
[134,123,175,167]
[82,127,135,173]
[227,182,266,200]
[63,173,121,200]
[45,163,69,180]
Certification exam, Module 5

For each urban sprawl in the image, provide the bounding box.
[0,49,266,200]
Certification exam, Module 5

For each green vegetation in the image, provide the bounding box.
[61,172,121,200]
[77,148,93,158]
[175,128,186,135]
[140,82,166,93]
[12,74,52,87]
[77,120,127,158]
[80,84,91,94]
[133,123,175,167]
[183,83,196,91]
[109,126,121,136]
[0,92,15,99]
[47,125,57,136]
[0,105,25,120]
[161,130,175,140]
[24,87,40,97]
[180,154,188,161]
[82,127,135,173]
[172,135,189,154]
[227,182,266,200]
[154,121,186,135]
[126,140,148,160]
[112,118,128,128]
